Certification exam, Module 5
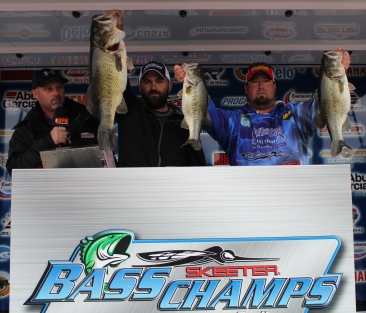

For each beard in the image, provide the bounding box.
[250,95,275,110]
[254,95,271,106]
[141,89,169,110]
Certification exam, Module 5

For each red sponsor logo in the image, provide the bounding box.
[280,160,300,165]
[81,132,95,139]
[186,265,279,278]
[4,91,17,99]
[167,96,182,107]
[62,69,89,77]
[54,117,69,125]
[214,152,229,165]
[1,70,32,81]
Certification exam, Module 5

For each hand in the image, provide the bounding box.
[337,47,351,70]
[174,63,187,83]
[108,9,123,30]
[50,127,68,145]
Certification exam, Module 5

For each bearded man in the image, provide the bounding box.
[117,61,206,167]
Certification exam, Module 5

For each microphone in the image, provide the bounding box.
[53,106,70,145]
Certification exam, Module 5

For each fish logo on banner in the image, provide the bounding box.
[25,230,342,312]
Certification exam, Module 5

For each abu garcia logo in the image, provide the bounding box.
[3,91,36,109]
[351,172,366,193]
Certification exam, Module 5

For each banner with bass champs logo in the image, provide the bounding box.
[9,166,355,312]
[26,230,341,313]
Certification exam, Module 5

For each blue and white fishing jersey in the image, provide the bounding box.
[203,98,318,166]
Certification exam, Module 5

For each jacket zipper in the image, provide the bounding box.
[157,119,165,167]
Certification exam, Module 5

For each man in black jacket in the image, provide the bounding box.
[6,68,99,176]
[117,61,206,167]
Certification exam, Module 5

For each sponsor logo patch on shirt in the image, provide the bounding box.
[240,113,251,127]
[80,132,95,139]
[282,109,293,120]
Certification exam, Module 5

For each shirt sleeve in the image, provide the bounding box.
[293,98,319,142]
[202,98,237,150]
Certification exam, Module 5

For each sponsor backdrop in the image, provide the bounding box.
[0,64,366,311]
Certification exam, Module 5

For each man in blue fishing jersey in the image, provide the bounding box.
[174,49,350,166]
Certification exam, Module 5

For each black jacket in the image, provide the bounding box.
[6,97,99,176]
[117,84,206,167]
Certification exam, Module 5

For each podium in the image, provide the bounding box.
[10,165,356,312]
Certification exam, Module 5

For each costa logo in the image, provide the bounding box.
[263,27,296,39]
[62,69,89,77]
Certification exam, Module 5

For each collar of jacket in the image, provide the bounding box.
[243,100,286,114]
[139,97,184,117]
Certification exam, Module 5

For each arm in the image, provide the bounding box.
[115,80,139,124]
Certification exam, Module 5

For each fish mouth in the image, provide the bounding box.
[323,50,342,60]
[187,63,199,70]
[100,234,131,259]
[80,232,133,274]
[93,14,114,25]
[107,42,120,52]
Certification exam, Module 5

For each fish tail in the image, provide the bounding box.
[331,140,352,157]
[98,127,116,151]
[181,139,202,151]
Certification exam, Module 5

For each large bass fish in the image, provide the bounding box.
[86,13,133,151]
[314,50,354,157]
[178,63,211,151]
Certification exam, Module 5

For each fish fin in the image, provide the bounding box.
[126,56,134,71]
[314,110,326,129]
[202,114,212,127]
[85,260,95,274]
[342,117,351,131]
[86,88,98,114]
[116,97,128,114]
[338,81,344,93]
[177,89,183,97]
[331,140,352,157]
[348,82,356,91]
[181,139,202,151]
[115,53,123,71]
[98,127,116,152]
[181,118,189,129]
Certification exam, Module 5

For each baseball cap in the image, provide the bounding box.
[139,61,170,82]
[246,63,275,82]
[32,68,69,89]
